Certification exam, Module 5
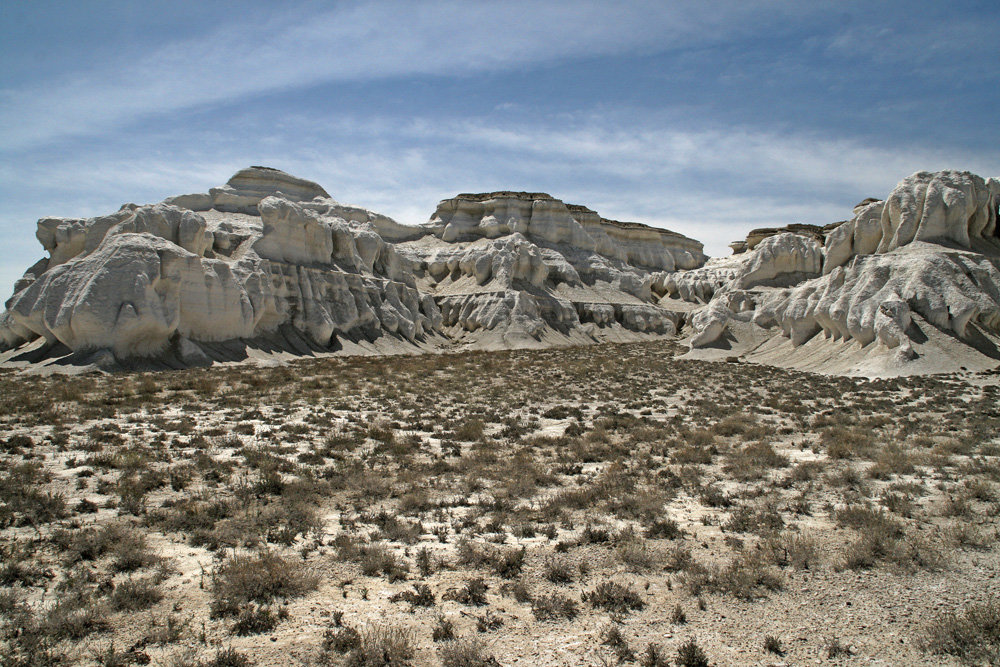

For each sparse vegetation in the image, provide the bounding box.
[346,623,415,666]
[920,601,1000,663]
[438,637,500,667]
[586,580,646,614]
[531,592,579,621]
[675,638,709,667]
[0,340,997,664]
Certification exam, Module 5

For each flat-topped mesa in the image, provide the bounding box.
[164,166,331,215]
[425,192,705,272]
[740,222,828,253]
[453,191,557,201]
[568,204,706,271]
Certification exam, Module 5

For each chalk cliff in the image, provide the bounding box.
[0,168,704,367]
[680,170,1000,375]
[4,166,998,376]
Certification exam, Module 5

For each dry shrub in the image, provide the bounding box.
[345,624,414,667]
[210,550,318,618]
[531,593,579,621]
[920,600,1000,664]
[585,580,645,614]
[438,637,500,667]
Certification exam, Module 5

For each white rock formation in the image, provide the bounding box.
[1,190,439,361]
[877,170,999,252]
[165,165,331,215]
[395,191,699,344]
[8,165,994,375]
[742,223,826,252]
[682,169,1000,374]
[822,200,884,274]
[654,232,821,305]
[0,168,702,366]
[734,233,823,290]
[821,171,1000,275]
[424,192,705,272]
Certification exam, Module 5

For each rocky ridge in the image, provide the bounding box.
[0,167,705,369]
[2,167,998,375]
[677,170,1000,375]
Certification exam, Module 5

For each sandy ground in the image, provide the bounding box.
[1,340,998,666]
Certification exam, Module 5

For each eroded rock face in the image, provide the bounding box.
[682,170,1000,372]
[165,166,331,216]
[734,233,823,290]
[2,197,437,358]
[877,170,999,252]
[425,193,705,272]
[757,249,1000,352]
[823,200,885,274]
[743,223,827,252]
[0,168,703,365]
[10,165,994,374]
[654,233,821,305]
[822,171,1000,274]
[388,191,708,344]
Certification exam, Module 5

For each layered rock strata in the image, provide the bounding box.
[680,170,1000,372]
[0,168,704,366]
[6,166,998,375]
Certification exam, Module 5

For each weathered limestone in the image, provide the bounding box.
[164,166,332,216]
[877,170,999,252]
[684,170,1000,371]
[0,168,702,364]
[654,232,820,305]
[8,165,996,374]
[399,191,701,341]
[743,223,826,252]
[425,192,705,272]
[734,233,823,289]
[823,200,885,274]
[210,166,330,215]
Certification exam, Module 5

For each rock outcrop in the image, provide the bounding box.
[5,166,998,376]
[165,166,331,215]
[822,200,884,274]
[2,197,437,360]
[399,190,703,345]
[741,222,828,252]
[423,192,704,272]
[680,169,1000,375]
[0,168,704,368]
[878,171,999,252]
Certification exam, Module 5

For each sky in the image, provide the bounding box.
[1,0,999,297]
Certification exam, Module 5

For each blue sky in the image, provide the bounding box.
[2,0,998,297]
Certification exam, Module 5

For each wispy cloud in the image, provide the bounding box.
[2,1,996,299]
[821,15,998,68]
[5,109,995,268]
[0,0,799,150]
[272,111,1000,204]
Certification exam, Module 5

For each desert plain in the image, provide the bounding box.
[1,340,998,666]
